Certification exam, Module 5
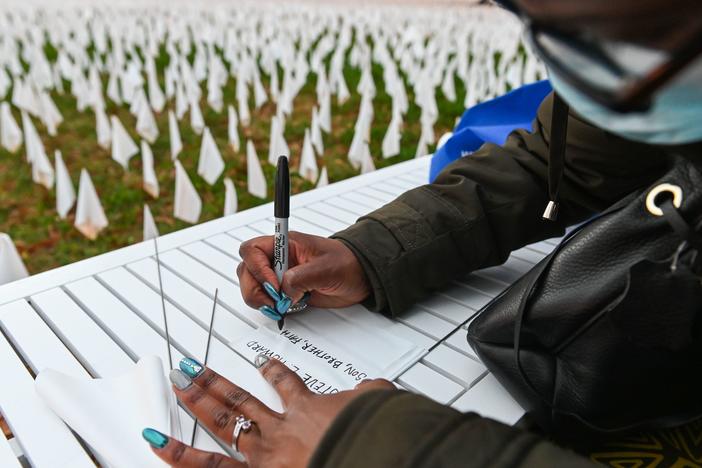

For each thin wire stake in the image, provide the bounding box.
[191,288,219,446]
[154,237,173,370]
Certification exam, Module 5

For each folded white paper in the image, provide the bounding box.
[141,141,159,198]
[143,204,160,241]
[74,168,109,240]
[0,102,22,153]
[197,127,225,185]
[55,150,76,218]
[111,115,139,169]
[223,177,238,216]
[246,140,267,199]
[35,356,174,468]
[0,233,29,286]
[173,160,202,224]
[168,110,183,160]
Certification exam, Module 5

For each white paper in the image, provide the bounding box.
[246,140,267,199]
[35,356,173,468]
[0,233,29,286]
[168,110,183,160]
[111,115,139,169]
[0,102,22,153]
[223,177,238,216]
[173,160,202,224]
[143,204,160,241]
[55,150,76,219]
[74,168,109,240]
[141,140,159,198]
[197,127,225,185]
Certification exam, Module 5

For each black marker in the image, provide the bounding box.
[273,156,289,330]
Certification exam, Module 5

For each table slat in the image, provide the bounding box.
[397,362,464,405]
[451,374,524,425]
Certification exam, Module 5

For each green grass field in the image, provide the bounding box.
[0,61,467,275]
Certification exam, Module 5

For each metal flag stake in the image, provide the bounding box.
[191,288,218,446]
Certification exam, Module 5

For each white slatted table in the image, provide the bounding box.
[0,156,556,466]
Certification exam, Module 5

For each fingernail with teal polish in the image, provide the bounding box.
[299,291,311,305]
[263,282,281,302]
[277,296,292,314]
[142,428,169,449]
[259,305,281,321]
[169,369,192,390]
[179,357,204,378]
[255,353,271,368]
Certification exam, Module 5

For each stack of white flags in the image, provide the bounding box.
[0,102,22,152]
[246,140,267,199]
[74,169,109,240]
[197,127,225,185]
[173,161,202,224]
[111,115,139,169]
[141,141,159,198]
[0,233,29,285]
[55,150,76,219]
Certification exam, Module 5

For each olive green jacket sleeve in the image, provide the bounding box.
[309,390,595,468]
[332,93,669,316]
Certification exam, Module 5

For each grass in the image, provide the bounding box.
[0,54,468,275]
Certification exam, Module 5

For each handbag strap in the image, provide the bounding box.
[543,93,569,220]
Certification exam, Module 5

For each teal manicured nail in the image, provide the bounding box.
[179,357,204,378]
[142,428,169,448]
[276,297,292,314]
[263,282,281,302]
[298,292,311,305]
[255,353,271,368]
[259,305,281,321]
[169,369,192,390]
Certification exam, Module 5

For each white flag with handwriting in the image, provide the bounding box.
[74,169,109,240]
[55,150,76,219]
[0,233,29,286]
[246,140,267,199]
[173,160,202,224]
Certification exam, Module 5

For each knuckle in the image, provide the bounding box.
[205,453,224,468]
[171,442,186,463]
[238,241,252,259]
[200,372,218,389]
[185,387,206,406]
[223,389,251,410]
[213,409,234,429]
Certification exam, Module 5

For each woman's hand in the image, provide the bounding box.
[237,232,371,311]
[144,356,395,467]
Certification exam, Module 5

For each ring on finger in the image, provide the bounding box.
[232,415,254,454]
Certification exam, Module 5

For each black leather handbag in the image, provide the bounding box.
[467,132,702,434]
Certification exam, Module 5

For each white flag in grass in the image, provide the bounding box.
[143,204,159,241]
[136,99,159,144]
[173,160,202,224]
[227,105,240,153]
[111,115,139,169]
[382,114,402,159]
[55,150,75,219]
[74,168,108,240]
[268,116,289,165]
[360,143,376,174]
[0,102,22,153]
[310,107,324,155]
[21,110,41,164]
[168,110,183,160]
[141,141,159,198]
[0,233,29,285]
[147,70,166,113]
[197,127,225,185]
[190,99,205,135]
[38,91,63,137]
[317,166,329,188]
[299,128,318,183]
[95,105,111,150]
[32,140,54,190]
[223,177,238,216]
[246,140,267,199]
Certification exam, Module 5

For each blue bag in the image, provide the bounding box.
[429,80,553,182]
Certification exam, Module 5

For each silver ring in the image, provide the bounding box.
[645,183,683,217]
[232,415,253,453]
[288,302,308,313]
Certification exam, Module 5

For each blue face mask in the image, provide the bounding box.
[548,53,702,145]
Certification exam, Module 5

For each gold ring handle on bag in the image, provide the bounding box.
[646,183,683,217]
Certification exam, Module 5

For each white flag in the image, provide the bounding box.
[0,233,29,285]
[0,102,23,153]
[197,127,225,185]
[298,128,318,182]
[360,143,376,174]
[190,100,205,135]
[136,99,159,144]
[382,114,402,159]
[268,116,289,165]
[317,166,329,188]
[310,107,324,155]
[111,115,139,169]
[168,110,183,160]
[143,204,159,241]
[223,177,238,216]
[173,160,202,224]
[55,150,76,219]
[95,105,111,150]
[141,140,159,198]
[147,71,166,113]
[246,140,267,199]
[74,168,109,240]
[38,91,63,137]
[227,105,240,153]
